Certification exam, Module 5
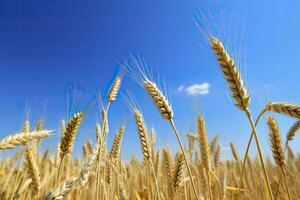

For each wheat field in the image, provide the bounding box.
[0,32,299,200]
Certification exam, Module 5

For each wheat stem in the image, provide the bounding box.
[238,108,266,198]
[170,119,198,200]
[244,109,274,200]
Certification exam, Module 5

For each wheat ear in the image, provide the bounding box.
[286,120,300,144]
[107,76,121,103]
[0,130,51,150]
[110,125,125,160]
[210,36,250,111]
[144,80,173,120]
[25,146,40,196]
[173,153,184,194]
[265,102,300,119]
[57,112,83,183]
[230,142,241,173]
[134,110,152,161]
[60,112,83,160]
[214,144,221,168]
[197,115,212,200]
[163,148,174,197]
[267,116,291,200]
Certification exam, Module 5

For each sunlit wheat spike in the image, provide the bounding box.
[265,102,300,119]
[214,144,221,168]
[210,134,218,155]
[230,142,241,172]
[144,80,173,120]
[110,125,125,160]
[105,160,112,184]
[60,112,83,159]
[107,76,122,103]
[173,152,185,193]
[43,176,77,200]
[46,144,100,199]
[134,110,152,161]
[25,146,40,195]
[187,133,197,155]
[197,115,211,171]
[78,144,100,187]
[154,150,160,175]
[210,36,250,111]
[286,120,300,142]
[267,116,286,171]
[163,148,174,193]
[230,143,239,161]
[0,130,51,150]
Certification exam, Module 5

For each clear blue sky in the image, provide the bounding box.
[1,0,300,160]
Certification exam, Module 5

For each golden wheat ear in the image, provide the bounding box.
[286,120,300,144]
[265,102,300,119]
[25,146,41,196]
[110,125,125,161]
[126,54,173,121]
[210,36,250,111]
[173,152,185,193]
[0,130,51,150]
[267,116,286,171]
[133,110,152,162]
[60,112,84,160]
[197,115,211,171]
[107,67,125,104]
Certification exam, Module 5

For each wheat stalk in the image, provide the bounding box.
[210,36,273,200]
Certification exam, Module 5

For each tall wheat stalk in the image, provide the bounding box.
[210,36,274,200]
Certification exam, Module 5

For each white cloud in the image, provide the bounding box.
[183,82,210,95]
[178,82,210,96]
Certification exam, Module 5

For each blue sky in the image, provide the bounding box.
[1,0,300,160]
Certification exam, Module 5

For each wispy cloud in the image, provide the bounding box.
[178,82,210,96]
